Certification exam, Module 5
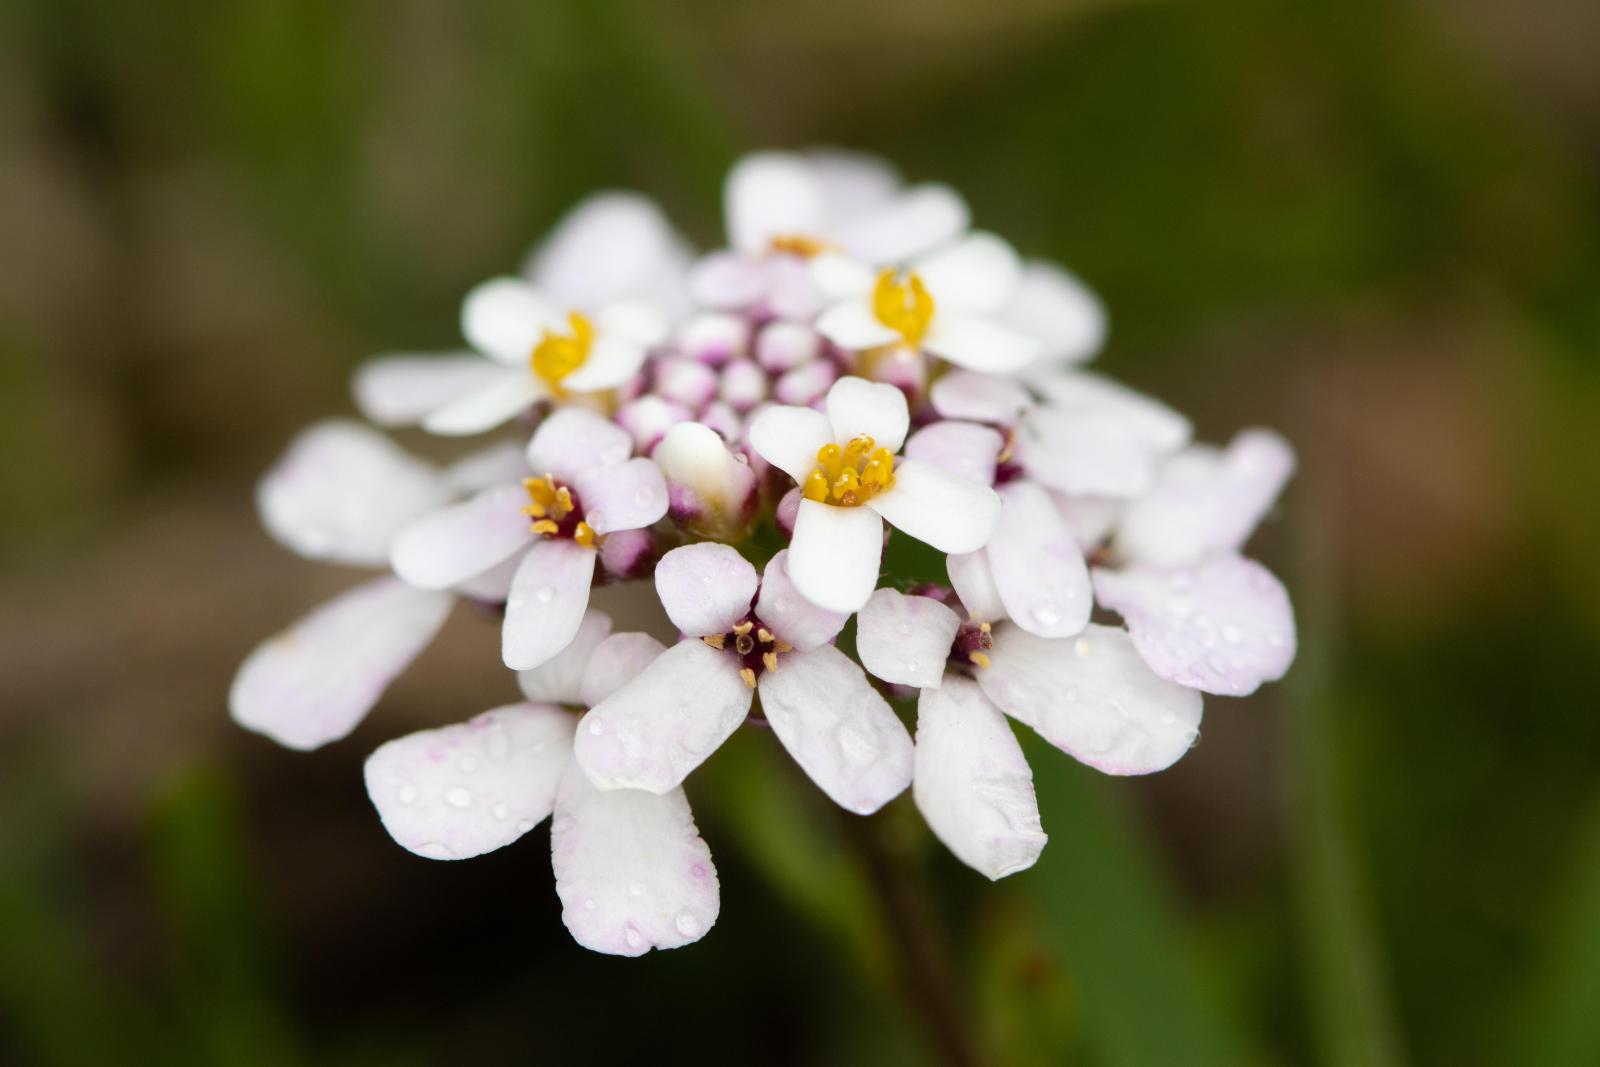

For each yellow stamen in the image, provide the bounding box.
[573,521,599,549]
[762,651,779,673]
[757,627,774,643]
[872,269,934,347]
[772,638,793,654]
[738,667,758,689]
[702,634,726,650]
[530,311,595,393]
[528,519,559,536]
[801,435,896,508]
[732,620,753,636]
[768,233,832,258]
[968,651,991,670]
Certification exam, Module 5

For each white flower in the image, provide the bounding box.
[688,149,969,319]
[388,408,668,671]
[1091,430,1298,696]
[574,543,914,815]
[354,193,684,435]
[231,421,525,750]
[363,610,720,956]
[748,376,1002,613]
[652,421,758,539]
[814,233,1043,374]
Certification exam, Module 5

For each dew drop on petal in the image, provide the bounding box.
[516,819,535,833]
[624,926,644,949]
[588,719,605,736]
[492,803,510,820]
[674,911,701,937]
[398,785,418,805]
[1222,623,1244,645]
[1074,637,1092,658]
[534,585,556,605]
[1031,603,1062,628]
[628,882,646,899]
[445,787,472,808]
[457,755,479,773]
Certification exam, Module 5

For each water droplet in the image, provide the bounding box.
[507,594,525,612]
[1222,623,1243,645]
[516,819,535,833]
[1032,603,1062,628]
[588,719,605,736]
[535,585,556,604]
[582,897,597,911]
[674,911,701,937]
[629,882,646,898]
[837,725,877,765]
[445,787,472,808]
[398,785,418,805]
[1074,638,1092,657]
[690,864,707,878]
[1205,654,1227,675]
[896,622,913,638]
[904,660,919,674]
[1266,632,1286,648]
[457,755,479,773]
[633,486,658,507]
[624,927,644,949]
[1168,597,1193,619]
[492,803,510,820]
[587,510,607,529]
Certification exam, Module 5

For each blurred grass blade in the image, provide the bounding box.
[1023,756,1258,1067]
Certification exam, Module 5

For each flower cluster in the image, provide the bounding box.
[232,150,1297,956]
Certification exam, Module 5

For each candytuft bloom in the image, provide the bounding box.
[233,148,1298,955]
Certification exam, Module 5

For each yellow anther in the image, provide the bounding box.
[732,620,753,636]
[529,519,559,536]
[738,667,758,690]
[530,311,595,392]
[762,651,779,674]
[573,521,600,549]
[702,634,727,650]
[772,638,793,654]
[979,621,992,634]
[803,435,895,508]
[768,233,832,258]
[969,651,992,670]
[757,627,774,644]
[872,269,934,347]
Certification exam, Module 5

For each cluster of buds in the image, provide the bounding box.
[233,150,1297,956]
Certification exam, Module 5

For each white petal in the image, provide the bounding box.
[390,483,534,590]
[1015,407,1170,498]
[1028,372,1191,453]
[747,404,834,483]
[461,277,564,364]
[1092,554,1296,697]
[985,481,1092,638]
[757,645,914,814]
[517,610,613,706]
[825,376,909,453]
[594,298,670,346]
[502,539,597,670]
[445,440,533,494]
[574,640,753,793]
[687,251,768,310]
[230,578,450,750]
[551,764,719,956]
[903,420,1003,487]
[654,543,759,638]
[654,421,757,527]
[258,420,446,566]
[914,232,1021,313]
[561,333,649,393]
[914,676,1046,879]
[815,298,901,351]
[352,354,507,427]
[1052,491,1124,552]
[855,588,961,688]
[755,548,848,651]
[834,184,969,264]
[922,313,1041,374]
[421,370,544,436]
[574,457,667,534]
[579,632,667,707]
[527,192,688,310]
[526,406,634,482]
[787,499,884,614]
[977,623,1202,775]
[450,552,521,602]
[1001,260,1107,367]
[726,151,825,253]
[364,703,574,860]
[803,147,900,218]
[868,458,1000,554]
[809,252,876,302]
[929,371,1033,425]
[947,550,1006,624]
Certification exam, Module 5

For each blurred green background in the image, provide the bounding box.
[3,0,1599,1064]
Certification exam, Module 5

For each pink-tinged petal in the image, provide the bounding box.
[258,420,447,567]
[364,703,574,860]
[687,251,767,310]
[809,252,876,302]
[977,623,1202,775]
[561,333,649,393]
[579,633,666,707]
[764,256,827,320]
[502,539,598,671]
[856,588,961,688]
[914,676,1046,879]
[528,192,687,310]
[825,376,909,453]
[804,147,900,217]
[1092,554,1296,697]
[451,552,521,602]
[654,543,759,638]
[655,422,758,534]
[868,458,1001,554]
[1001,260,1107,367]
[598,527,655,581]
[574,640,753,793]
[1016,407,1170,498]
[573,457,666,535]
[445,440,531,494]
[816,299,900,351]
[904,420,1003,487]
[421,370,544,436]
[755,320,821,372]
[948,551,1006,624]
[461,277,564,364]
[718,359,768,411]
[593,298,670,346]
[757,645,914,814]
[726,151,826,253]
[914,232,1021,313]
[1050,490,1123,552]
[788,500,884,613]
[390,483,534,590]
[1028,372,1191,453]
[775,486,802,539]
[526,407,634,482]
[929,371,1032,425]
[614,395,689,454]
[755,548,848,651]
[773,360,839,407]
[835,183,969,264]
[923,313,1041,374]
[654,356,718,408]
[1116,430,1296,567]
[676,311,752,363]
[230,578,451,751]
[517,610,613,706]
[747,404,835,483]
[985,481,1092,638]
[352,354,507,427]
[551,764,719,956]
